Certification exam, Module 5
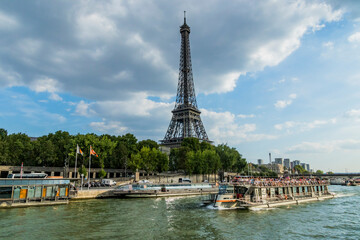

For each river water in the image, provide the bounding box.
[0,185,359,240]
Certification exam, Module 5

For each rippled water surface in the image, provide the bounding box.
[0,186,359,240]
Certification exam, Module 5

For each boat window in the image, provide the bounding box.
[235,187,248,195]
[35,186,42,198]
[226,189,234,193]
[27,186,35,198]
[0,187,12,199]
[219,185,228,194]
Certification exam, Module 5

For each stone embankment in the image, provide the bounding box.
[71,189,115,199]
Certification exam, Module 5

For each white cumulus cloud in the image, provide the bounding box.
[90,121,128,135]
[348,32,360,43]
[201,109,276,144]
[274,93,297,109]
[274,118,337,132]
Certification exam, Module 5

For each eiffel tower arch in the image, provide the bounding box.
[161,13,211,148]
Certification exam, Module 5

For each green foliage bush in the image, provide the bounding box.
[98,168,107,178]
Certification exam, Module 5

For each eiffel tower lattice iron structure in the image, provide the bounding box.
[161,13,211,148]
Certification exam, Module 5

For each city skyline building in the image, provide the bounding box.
[284,158,290,169]
[301,163,306,169]
[293,160,300,166]
[275,158,283,165]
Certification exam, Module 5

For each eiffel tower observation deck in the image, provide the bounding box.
[161,12,211,148]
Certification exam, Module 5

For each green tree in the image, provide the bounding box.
[234,153,247,173]
[181,137,201,152]
[200,141,213,151]
[175,146,191,170]
[155,149,169,173]
[139,147,156,173]
[315,170,324,174]
[169,148,179,171]
[203,149,221,174]
[119,133,138,157]
[137,139,159,151]
[47,131,74,167]
[128,153,142,172]
[7,133,33,166]
[32,137,57,166]
[0,128,7,140]
[0,138,9,165]
[97,135,116,168]
[98,168,107,178]
[193,150,206,174]
[78,165,87,177]
[185,151,196,174]
[112,142,128,169]
[294,165,307,174]
[215,144,238,171]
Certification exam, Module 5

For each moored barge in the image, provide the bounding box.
[0,178,71,208]
[113,183,218,198]
[209,178,334,210]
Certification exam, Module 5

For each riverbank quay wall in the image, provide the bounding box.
[0,166,221,183]
[0,165,142,179]
[139,173,219,184]
[71,189,114,200]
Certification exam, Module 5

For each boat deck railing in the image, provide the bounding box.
[230,179,330,187]
[235,191,333,204]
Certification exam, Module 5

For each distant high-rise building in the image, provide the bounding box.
[266,163,284,174]
[306,164,310,171]
[275,158,283,165]
[258,159,264,165]
[284,158,290,169]
[290,161,294,169]
[300,163,306,169]
[293,160,300,166]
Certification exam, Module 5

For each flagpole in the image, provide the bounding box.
[75,145,78,179]
[20,162,23,179]
[88,146,91,190]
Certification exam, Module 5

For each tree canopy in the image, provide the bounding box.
[0,129,247,175]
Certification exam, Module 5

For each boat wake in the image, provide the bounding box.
[249,207,277,211]
[333,192,356,198]
[206,205,234,210]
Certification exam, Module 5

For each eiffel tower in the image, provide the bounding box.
[161,12,211,148]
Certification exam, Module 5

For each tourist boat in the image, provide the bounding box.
[349,178,360,186]
[208,178,334,210]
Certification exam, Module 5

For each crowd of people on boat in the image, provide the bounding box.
[232,176,329,187]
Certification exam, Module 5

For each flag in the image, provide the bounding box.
[77,144,84,156]
[90,146,98,157]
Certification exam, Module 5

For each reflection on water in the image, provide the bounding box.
[0,186,360,240]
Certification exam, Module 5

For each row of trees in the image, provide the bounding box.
[0,128,165,172]
[0,129,248,175]
[169,138,247,175]
[294,165,325,175]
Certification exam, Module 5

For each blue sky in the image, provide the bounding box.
[1,0,360,172]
